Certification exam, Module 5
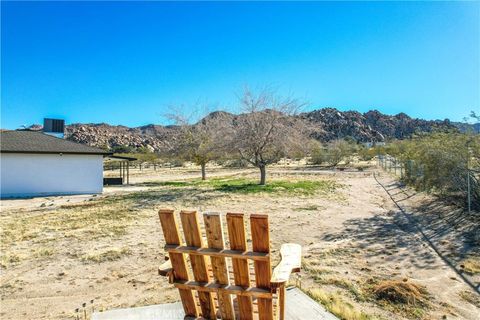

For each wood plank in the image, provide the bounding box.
[158,259,173,282]
[227,213,253,320]
[173,280,272,298]
[250,214,273,320]
[179,210,216,319]
[158,209,198,317]
[278,285,286,320]
[164,245,270,261]
[270,244,302,288]
[203,212,235,320]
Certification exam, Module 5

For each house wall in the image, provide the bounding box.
[0,153,104,198]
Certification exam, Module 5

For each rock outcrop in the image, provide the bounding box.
[27,108,460,152]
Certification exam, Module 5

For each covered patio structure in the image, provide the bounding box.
[103,155,137,185]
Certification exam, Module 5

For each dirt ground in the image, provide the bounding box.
[1,165,479,319]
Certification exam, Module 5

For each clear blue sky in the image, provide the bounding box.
[1,1,479,129]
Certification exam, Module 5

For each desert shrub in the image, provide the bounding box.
[310,139,357,166]
[386,132,480,210]
[110,144,135,153]
[460,257,480,275]
[358,146,377,161]
[309,142,328,165]
[373,280,428,306]
[165,159,184,167]
[220,158,251,168]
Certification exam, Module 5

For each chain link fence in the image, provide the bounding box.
[378,154,479,212]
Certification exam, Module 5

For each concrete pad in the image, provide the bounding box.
[285,287,338,320]
[92,302,184,320]
[92,287,338,320]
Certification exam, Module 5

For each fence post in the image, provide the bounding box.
[467,146,471,214]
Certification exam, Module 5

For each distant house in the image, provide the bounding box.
[0,130,111,198]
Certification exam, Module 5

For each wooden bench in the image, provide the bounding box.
[158,209,302,320]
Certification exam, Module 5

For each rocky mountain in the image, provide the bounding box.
[65,123,180,152]
[452,121,480,134]
[27,108,460,152]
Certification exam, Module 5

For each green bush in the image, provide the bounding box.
[310,139,357,166]
[386,132,480,210]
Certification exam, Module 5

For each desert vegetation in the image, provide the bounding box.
[2,160,479,319]
[378,130,480,210]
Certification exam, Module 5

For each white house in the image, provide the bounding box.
[0,130,111,198]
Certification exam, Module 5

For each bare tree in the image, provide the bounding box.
[166,109,227,180]
[226,87,307,185]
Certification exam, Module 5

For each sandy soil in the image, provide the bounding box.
[0,166,478,319]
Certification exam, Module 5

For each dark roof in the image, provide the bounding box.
[105,155,137,161]
[0,130,111,155]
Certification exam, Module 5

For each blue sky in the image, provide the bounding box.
[1,1,479,129]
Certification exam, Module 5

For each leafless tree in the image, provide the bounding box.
[225,87,307,185]
[166,108,227,180]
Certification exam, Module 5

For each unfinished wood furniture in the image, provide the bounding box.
[158,209,302,320]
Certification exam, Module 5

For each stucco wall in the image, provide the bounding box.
[0,153,104,197]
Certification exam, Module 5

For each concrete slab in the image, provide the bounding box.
[92,287,338,320]
[92,302,184,320]
[284,287,338,320]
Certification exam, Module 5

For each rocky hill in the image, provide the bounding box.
[27,108,459,152]
[65,123,180,152]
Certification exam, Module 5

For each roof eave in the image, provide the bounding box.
[0,150,113,156]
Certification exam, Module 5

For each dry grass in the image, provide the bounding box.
[80,247,131,263]
[368,279,430,319]
[314,276,367,302]
[372,279,428,306]
[307,288,374,320]
[460,257,480,275]
[0,196,138,269]
[459,290,480,308]
[293,204,323,211]
[33,247,55,258]
[0,198,134,247]
[0,252,22,268]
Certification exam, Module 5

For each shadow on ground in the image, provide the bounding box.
[323,209,440,270]
[326,178,480,292]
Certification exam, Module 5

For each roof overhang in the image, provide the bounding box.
[0,150,113,156]
[104,155,137,162]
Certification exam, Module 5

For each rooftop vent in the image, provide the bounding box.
[43,118,65,138]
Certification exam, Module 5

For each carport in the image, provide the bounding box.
[103,155,137,185]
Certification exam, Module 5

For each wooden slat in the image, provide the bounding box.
[227,213,253,319]
[157,209,198,317]
[204,212,235,320]
[180,210,216,319]
[164,245,270,261]
[173,280,273,298]
[270,243,302,288]
[250,214,273,320]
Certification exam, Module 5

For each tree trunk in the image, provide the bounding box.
[259,165,266,185]
[201,163,206,180]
